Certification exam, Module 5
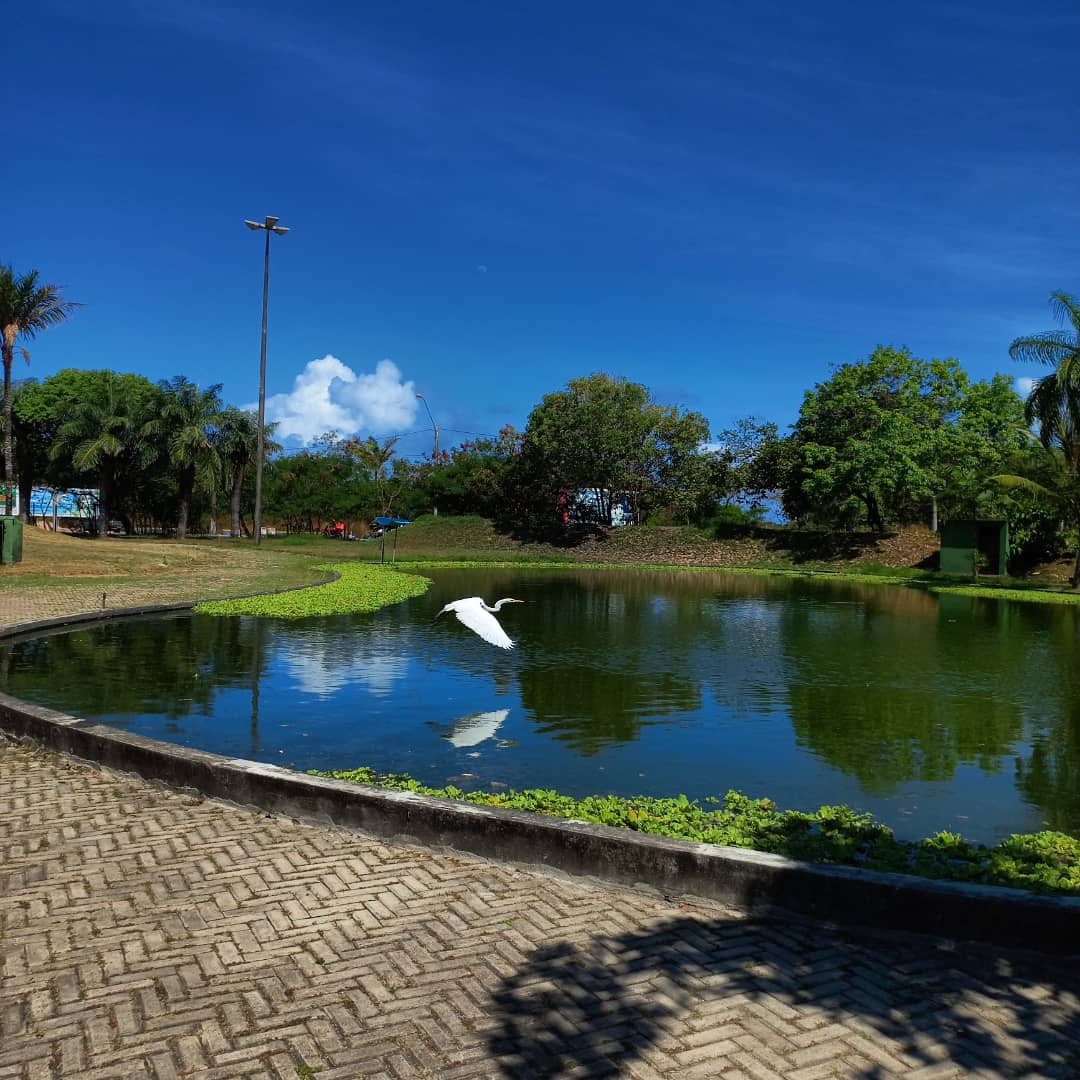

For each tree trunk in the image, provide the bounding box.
[930,495,938,533]
[18,470,33,525]
[865,493,884,532]
[2,341,13,516]
[1072,543,1080,589]
[176,493,190,539]
[97,468,110,539]
[176,466,194,540]
[230,463,244,538]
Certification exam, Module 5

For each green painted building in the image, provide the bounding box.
[939,519,1008,577]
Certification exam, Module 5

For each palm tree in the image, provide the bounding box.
[217,407,279,538]
[349,435,399,514]
[0,266,80,518]
[51,372,157,538]
[999,291,1080,582]
[1010,293,1080,460]
[151,376,223,539]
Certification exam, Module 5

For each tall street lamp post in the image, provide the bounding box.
[416,392,440,516]
[244,215,289,545]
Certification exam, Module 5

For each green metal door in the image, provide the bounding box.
[0,516,24,565]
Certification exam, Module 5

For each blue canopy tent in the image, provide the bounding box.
[374,516,411,563]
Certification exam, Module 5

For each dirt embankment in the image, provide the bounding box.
[559,524,942,570]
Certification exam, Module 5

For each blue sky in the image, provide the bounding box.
[8,0,1079,457]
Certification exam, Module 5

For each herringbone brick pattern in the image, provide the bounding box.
[2,742,1079,1079]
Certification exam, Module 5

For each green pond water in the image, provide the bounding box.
[2,567,1078,845]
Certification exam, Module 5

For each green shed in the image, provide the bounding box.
[939,519,1008,577]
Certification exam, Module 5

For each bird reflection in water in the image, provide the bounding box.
[437,708,511,748]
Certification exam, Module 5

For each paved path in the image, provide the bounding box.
[2,742,1080,1079]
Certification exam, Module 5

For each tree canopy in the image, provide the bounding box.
[515,373,710,528]
[7,279,1080,570]
[50,370,160,537]
[783,346,1025,531]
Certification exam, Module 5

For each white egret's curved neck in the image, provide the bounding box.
[487,598,518,612]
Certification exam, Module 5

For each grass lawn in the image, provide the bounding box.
[0,529,330,627]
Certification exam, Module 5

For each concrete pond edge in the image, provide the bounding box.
[1,605,1078,957]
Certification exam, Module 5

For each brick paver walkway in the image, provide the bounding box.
[2,743,1079,1079]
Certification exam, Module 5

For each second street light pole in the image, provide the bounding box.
[416,392,440,516]
[244,215,289,545]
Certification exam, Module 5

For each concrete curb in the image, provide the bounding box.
[0,602,196,639]
[2,612,1078,956]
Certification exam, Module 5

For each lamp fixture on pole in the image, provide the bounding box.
[244,215,289,545]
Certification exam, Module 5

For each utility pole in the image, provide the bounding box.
[416,392,440,516]
[244,215,289,544]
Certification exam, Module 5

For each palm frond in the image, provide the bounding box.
[1008,330,1078,367]
[1049,290,1080,335]
[988,473,1058,504]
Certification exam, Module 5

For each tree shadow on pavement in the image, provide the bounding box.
[486,909,1080,1078]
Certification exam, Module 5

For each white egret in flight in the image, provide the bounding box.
[435,597,525,650]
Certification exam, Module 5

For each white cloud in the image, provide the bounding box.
[1015,376,1035,398]
[257,355,418,444]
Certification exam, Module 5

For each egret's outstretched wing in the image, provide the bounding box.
[453,601,514,649]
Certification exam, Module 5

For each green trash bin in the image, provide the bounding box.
[0,515,24,565]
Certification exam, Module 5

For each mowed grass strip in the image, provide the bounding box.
[194,561,431,617]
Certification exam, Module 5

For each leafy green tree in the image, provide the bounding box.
[150,376,223,539]
[264,433,371,534]
[411,426,520,519]
[23,369,167,533]
[784,347,1024,531]
[0,266,79,517]
[698,417,787,524]
[938,374,1027,520]
[51,371,160,537]
[515,373,710,529]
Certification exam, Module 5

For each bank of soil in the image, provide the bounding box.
[545,522,943,570]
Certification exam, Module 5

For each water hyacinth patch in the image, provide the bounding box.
[195,562,430,618]
[311,767,1080,897]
